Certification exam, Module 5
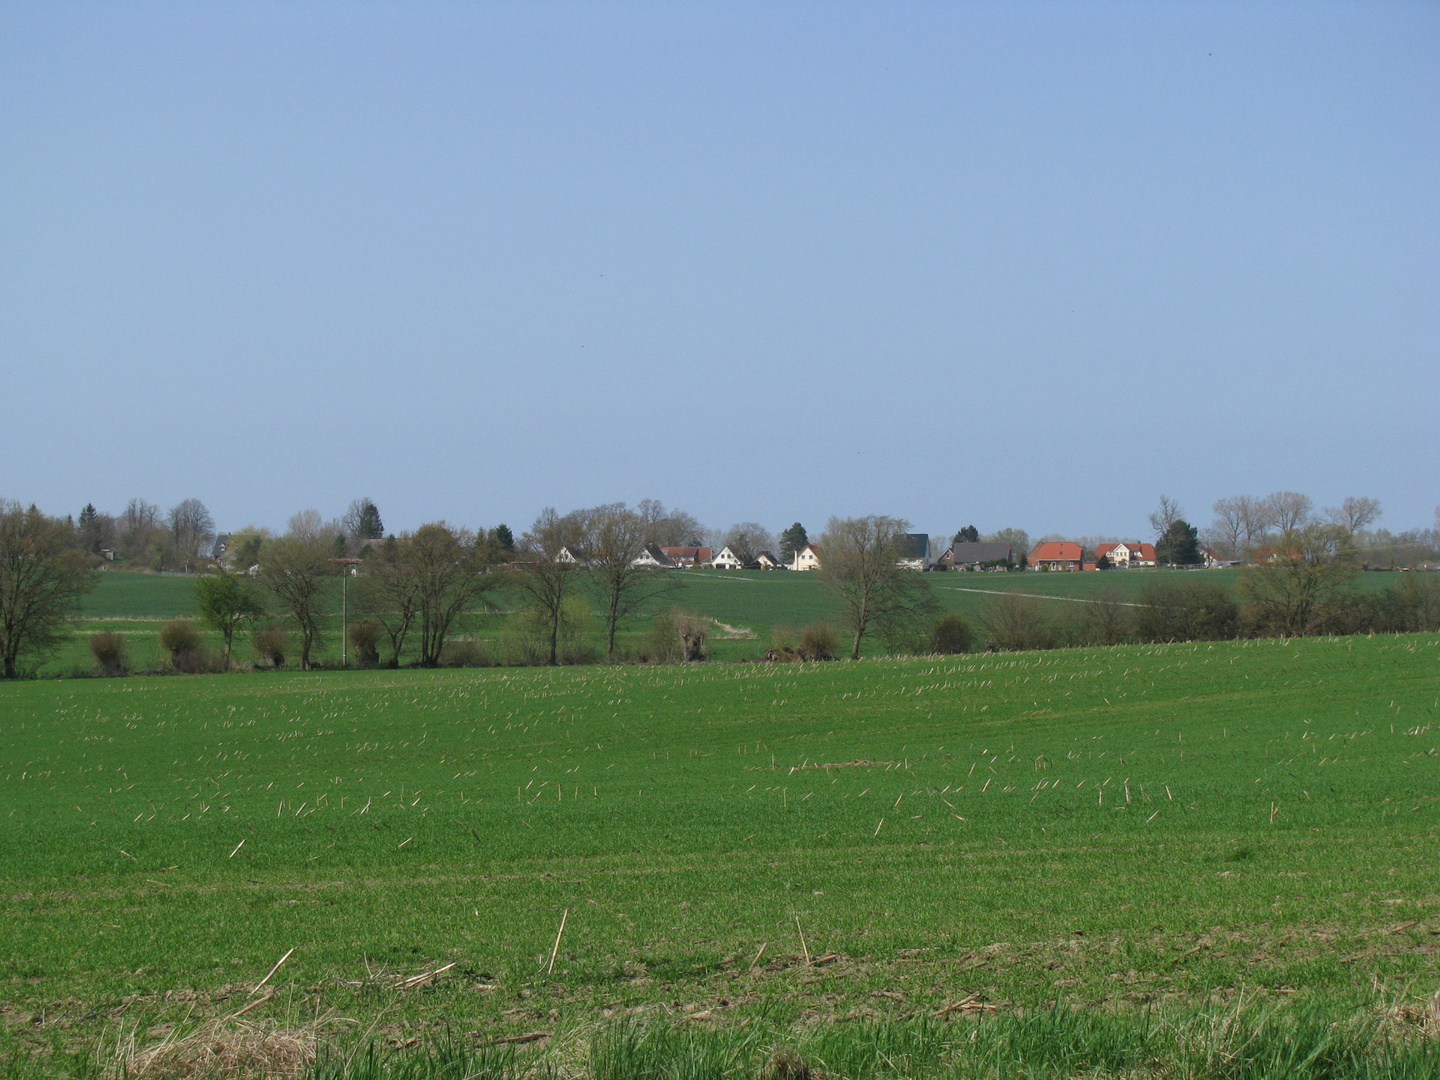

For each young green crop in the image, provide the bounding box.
[1,633,1437,1070]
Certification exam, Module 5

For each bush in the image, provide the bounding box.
[641,608,709,663]
[252,624,287,669]
[439,639,492,668]
[1136,577,1238,643]
[88,632,128,676]
[347,618,382,666]
[930,612,974,654]
[158,619,208,672]
[980,593,1057,652]
[1067,587,1134,647]
[501,598,597,666]
[798,622,838,661]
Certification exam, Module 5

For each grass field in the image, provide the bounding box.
[3,632,1439,1076]
[45,566,1259,674]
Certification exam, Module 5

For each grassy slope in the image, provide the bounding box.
[2,634,1438,1060]
[53,566,1244,672]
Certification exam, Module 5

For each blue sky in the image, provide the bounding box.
[3,1,1436,542]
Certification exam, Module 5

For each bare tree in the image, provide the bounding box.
[407,522,498,667]
[356,536,422,667]
[819,515,938,659]
[514,508,589,666]
[1239,523,1354,636]
[637,499,704,547]
[1210,497,1248,558]
[1264,491,1313,533]
[1147,495,1183,542]
[586,504,679,661]
[984,527,1030,554]
[257,522,332,669]
[167,498,215,572]
[722,522,774,564]
[0,502,95,678]
[1323,496,1382,535]
[342,497,385,542]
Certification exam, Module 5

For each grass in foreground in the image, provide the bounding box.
[2,634,1438,1075]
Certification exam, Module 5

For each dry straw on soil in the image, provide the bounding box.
[111,1019,319,1080]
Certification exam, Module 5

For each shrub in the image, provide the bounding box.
[980,593,1057,651]
[88,632,128,676]
[252,624,287,669]
[798,622,838,661]
[347,618,382,667]
[439,639,492,668]
[1136,578,1238,643]
[930,612,974,654]
[158,619,208,672]
[1068,587,1134,647]
[501,597,597,666]
[641,608,709,663]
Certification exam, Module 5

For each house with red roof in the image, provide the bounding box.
[1028,541,1083,571]
[660,546,712,568]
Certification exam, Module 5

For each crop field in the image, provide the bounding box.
[3,633,1439,1077]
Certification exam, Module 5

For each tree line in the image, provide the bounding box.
[2,492,1438,678]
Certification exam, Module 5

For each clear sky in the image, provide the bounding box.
[3,1,1436,542]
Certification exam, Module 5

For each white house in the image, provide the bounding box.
[710,546,746,569]
[630,543,675,568]
[755,551,784,570]
[556,546,589,565]
[792,543,822,571]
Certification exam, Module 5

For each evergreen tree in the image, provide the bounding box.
[1156,519,1202,566]
[491,523,515,553]
[954,525,979,544]
[779,522,809,561]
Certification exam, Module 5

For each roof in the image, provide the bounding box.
[1029,541,1083,562]
[660,546,712,563]
[949,542,1015,564]
[897,533,929,559]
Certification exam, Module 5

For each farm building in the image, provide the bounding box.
[1029,540,1084,571]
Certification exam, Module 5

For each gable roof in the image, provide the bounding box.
[1029,541,1083,563]
[949,542,1015,564]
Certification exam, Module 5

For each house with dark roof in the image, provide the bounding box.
[939,542,1018,571]
[755,551,784,570]
[1028,541,1083,571]
[630,543,675,568]
[896,532,930,570]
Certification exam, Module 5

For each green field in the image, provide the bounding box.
[46,566,1259,674]
[3,633,1439,1076]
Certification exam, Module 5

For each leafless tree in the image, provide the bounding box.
[637,499,703,547]
[819,515,938,659]
[984,527,1030,554]
[1323,496,1382,535]
[722,522,774,564]
[0,502,95,678]
[407,522,498,667]
[355,537,422,667]
[257,521,332,669]
[1264,491,1313,533]
[1147,495,1183,542]
[167,498,215,572]
[586,504,679,661]
[1210,497,1248,557]
[514,508,589,665]
[1239,523,1354,636]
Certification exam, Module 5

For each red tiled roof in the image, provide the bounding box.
[1029,541,1083,562]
